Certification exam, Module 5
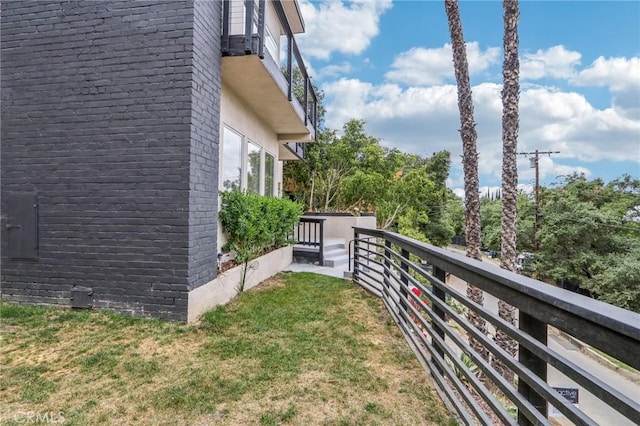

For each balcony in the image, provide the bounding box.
[221,0,317,159]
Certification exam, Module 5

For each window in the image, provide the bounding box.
[221,126,277,197]
[222,127,242,191]
[265,152,275,197]
[247,141,261,194]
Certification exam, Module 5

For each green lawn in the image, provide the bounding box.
[0,272,456,425]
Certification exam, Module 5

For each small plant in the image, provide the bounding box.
[219,190,303,291]
[449,352,479,383]
[448,298,467,315]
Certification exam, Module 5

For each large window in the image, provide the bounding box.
[221,126,277,197]
[221,127,242,191]
[247,141,261,194]
[265,152,275,197]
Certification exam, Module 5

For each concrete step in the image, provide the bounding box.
[323,238,346,251]
[324,253,349,268]
[294,238,349,267]
[323,245,349,267]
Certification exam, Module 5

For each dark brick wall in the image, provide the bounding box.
[0,1,220,320]
[187,0,221,290]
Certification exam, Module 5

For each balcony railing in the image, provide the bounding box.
[284,142,306,159]
[221,0,318,139]
[291,217,325,265]
[351,227,640,425]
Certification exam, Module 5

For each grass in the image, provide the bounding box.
[592,348,639,374]
[1,272,456,425]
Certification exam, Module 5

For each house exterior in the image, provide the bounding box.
[0,0,317,321]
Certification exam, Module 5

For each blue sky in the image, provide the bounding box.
[296,0,640,195]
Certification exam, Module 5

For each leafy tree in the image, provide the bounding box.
[443,193,466,238]
[480,193,535,252]
[285,119,456,246]
[536,174,640,312]
[481,197,502,250]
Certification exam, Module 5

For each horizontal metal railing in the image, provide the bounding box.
[352,227,640,426]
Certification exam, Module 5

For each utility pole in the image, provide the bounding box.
[517,150,560,250]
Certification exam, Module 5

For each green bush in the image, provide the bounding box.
[219,190,303,266]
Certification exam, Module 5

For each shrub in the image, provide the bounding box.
[219,190,303,290]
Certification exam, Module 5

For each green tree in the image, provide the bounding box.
[537,174,640,312]
[285,119,455,246]
[481,197,502,250]
[443,193,466,238]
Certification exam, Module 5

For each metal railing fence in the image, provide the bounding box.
[351,227,639,426]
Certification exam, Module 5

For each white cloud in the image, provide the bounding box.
[297,0,392,60]
[520,45,582,80]
[385,43,501,86]
[322,78,639,189]
[573,56,640,119]
[517,156,591,186]
[573,56,640,91]
[316,62,353,80]
[519,48,640,119]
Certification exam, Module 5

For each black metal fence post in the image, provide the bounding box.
[383,240,392,291]
[257,0,265,58]
[433,266,447,374]
[518,312,548,425]
[353,230,360,281]
[400,248,410,321]
[318,219,324,266]
[244,0,254,53]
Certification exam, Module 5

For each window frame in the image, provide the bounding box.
[220,124,277,197]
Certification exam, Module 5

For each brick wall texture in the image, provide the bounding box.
[1,0,222,321]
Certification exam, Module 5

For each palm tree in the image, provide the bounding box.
[444,0,488,359]
[496,0,520,383]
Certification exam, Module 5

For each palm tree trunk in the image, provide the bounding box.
[496,0,520,383]
[444,0,488,360]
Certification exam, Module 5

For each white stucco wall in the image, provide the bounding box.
[187,245,293,322]
[218,84,286,251]
[301,214,377,244]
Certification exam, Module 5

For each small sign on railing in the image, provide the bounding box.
[549,387,579,417]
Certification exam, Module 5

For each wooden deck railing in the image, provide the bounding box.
[351,227,640,426]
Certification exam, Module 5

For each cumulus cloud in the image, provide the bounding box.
[573,56,640,91]
[385,43,501,86]
[573,56,640,119]
[519,48,639,119]
[297,0,392,60]
[520,45,582,80]
[315,62,353,80]
[322,77,639,190]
